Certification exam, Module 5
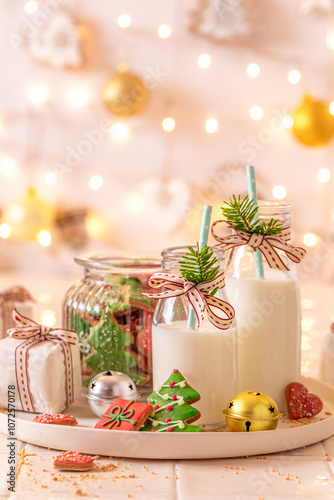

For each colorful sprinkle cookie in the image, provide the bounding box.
[286,382,323,419]
[140,369,204,433]
[94,399,153,431]
[33,414,78,426]
[53,451,95,471]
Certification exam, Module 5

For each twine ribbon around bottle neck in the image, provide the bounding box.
[143,272,235,330]
[211,222,306,272]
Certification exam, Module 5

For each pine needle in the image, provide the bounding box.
[221,195,283,236]
[180,243,219,285]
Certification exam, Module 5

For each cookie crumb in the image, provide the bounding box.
[75,489,88,497]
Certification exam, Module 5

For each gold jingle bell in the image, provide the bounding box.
[292,94,334,147]
[223,390,282,432]
[101,69,149,118]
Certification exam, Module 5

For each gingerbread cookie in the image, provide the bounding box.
[140,369,204,433]
[94,398,153,431]
[33,414,78,426]
[53,451,95,471]
[286,382,323,419]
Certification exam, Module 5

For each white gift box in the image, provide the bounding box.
[0,327,82,414]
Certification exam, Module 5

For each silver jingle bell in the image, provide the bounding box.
[85,370,140,417]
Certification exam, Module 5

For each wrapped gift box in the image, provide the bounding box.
[0,286,34,339]
[0,310,82,414]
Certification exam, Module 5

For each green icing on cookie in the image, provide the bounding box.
[140,369,202,433]
[147,370,200,405]
[140,419,204,433]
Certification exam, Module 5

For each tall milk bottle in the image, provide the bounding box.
[152,246,238,426]
[224,202,301,411]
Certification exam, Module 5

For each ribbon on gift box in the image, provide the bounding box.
[101,400,137,429]
[7,309,77,412]
[143,272,235,330]
[211,222,306,271]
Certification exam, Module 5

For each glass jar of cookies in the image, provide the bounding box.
[62,252,160,399]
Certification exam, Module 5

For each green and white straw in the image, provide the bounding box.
[187,205,212,329]
[246,165,264,279]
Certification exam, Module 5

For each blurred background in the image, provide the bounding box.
[1,0,334,369]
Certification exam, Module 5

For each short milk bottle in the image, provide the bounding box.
[151,246,238,426]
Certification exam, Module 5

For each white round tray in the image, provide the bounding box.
[1,376,333,459]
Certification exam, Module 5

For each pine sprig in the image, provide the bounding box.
[180,243,219,285]
[222,195,283,236]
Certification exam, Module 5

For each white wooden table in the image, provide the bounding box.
[0,275,333,498]
[0,432,333,499]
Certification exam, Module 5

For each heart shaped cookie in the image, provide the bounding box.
[285,382,323,419]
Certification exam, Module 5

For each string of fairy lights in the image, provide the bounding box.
[0,0,333,253]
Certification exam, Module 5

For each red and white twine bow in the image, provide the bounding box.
[211,222,306,271]
[7,309,77,413]
[143,272,235,330]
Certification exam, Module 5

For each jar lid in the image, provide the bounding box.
[257,200,292,216]
[74,251,160,274]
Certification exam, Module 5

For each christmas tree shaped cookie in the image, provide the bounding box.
[84,310,144,385]
[140,369,204,432]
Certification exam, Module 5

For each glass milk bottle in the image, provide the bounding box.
[224,202,301,411]
[152,246,238,426]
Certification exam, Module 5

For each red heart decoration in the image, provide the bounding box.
[285,382,323,419]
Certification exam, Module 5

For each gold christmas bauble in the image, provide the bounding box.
[292,94,334,147]
[3,187,54,241]
[101,70,149,118]
[223,390,282,432]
